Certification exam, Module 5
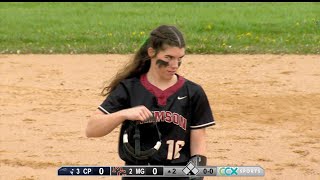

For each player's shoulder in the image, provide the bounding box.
[118,76,141,89]
[182,77,208,100]
[183,78,204,92]
[120,76,140,84]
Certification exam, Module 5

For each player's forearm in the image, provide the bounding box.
[190,128,207,156]
[86,111,126,137]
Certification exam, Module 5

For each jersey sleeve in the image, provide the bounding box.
[98,82,129,114]
[190,85,215,129]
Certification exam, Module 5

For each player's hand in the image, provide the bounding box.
[188,155,207,180]
[120,105,153,122]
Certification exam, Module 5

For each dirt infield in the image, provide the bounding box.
[0,54,319,180]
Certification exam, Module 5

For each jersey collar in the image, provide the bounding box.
[140,73,185,106]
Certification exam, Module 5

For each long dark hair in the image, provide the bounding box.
[101,25,186,96]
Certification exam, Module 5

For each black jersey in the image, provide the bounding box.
[98,74,215,165]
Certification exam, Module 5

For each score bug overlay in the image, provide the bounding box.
[58,163,264,177]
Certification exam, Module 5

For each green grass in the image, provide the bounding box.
[0,2,319,54]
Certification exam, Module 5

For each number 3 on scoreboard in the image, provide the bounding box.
[166,140,185,160]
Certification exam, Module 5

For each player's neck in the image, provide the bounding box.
[146,71,177,91]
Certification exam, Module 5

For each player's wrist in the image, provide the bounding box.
[116,109,129,122]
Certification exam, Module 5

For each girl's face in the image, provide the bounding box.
[149,46,185,80]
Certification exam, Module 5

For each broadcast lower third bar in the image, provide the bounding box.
[57,166,265,177]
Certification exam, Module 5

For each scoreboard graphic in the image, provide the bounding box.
[58,162,264,177]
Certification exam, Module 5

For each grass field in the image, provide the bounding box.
[0,2,319,54]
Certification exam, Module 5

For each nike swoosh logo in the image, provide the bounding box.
[177,96,187,100]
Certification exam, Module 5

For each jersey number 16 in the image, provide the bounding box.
[166,140,185,160]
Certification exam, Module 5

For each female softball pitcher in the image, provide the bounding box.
[86,25,215,180]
